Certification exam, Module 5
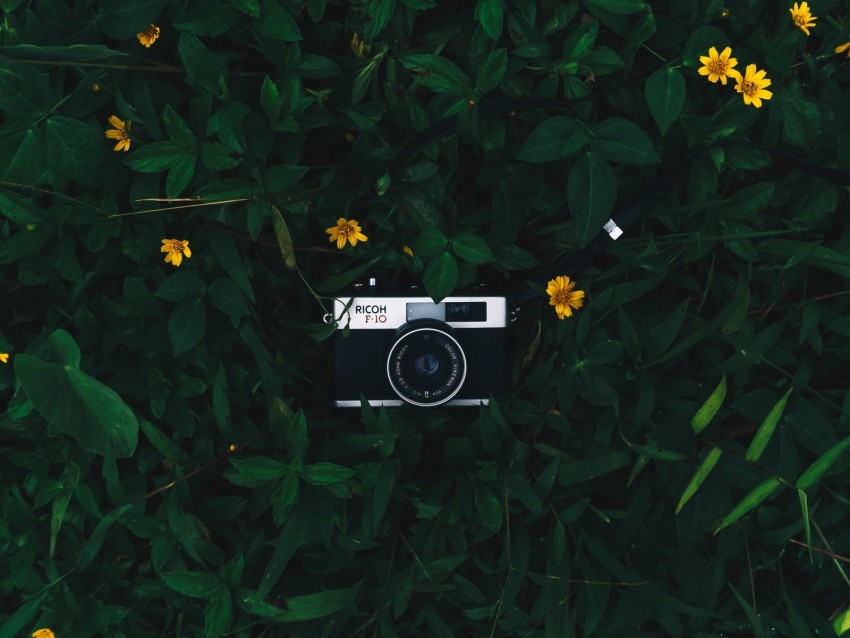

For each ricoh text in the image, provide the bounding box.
[355,305,387,313]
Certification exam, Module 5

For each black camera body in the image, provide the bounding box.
[331,280,509,407]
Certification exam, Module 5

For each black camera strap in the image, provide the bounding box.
[506,140,850,317]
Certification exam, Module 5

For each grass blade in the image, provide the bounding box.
[676,447,722,513]
[798,489,813,564]
[714,476,782,535]
[796,435,850,490]
[690,375,727,435]
[745,386,793,462]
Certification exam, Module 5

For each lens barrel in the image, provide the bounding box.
[386,320,466,406]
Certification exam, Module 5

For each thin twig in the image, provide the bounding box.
[788,538,850,565]
[109,197,252,217]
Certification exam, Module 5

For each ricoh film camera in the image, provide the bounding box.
[330,279,509,407]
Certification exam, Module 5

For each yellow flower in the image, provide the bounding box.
[403,245,414,257]
[32,630,55,638]
[0,353,9,364]
[734,64,773,108]
[697,46,741,85]
[546,275,585,320]
[160,238,192,267]
[836,42,850,58]
[789,2,816,35]
[326,218,368,249]
[104,115,131,152]
[137,24,161,47]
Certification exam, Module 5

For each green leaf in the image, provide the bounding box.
[205,593,233,638]
[645,67,685,135]
[557,453,631,487]
[178,33,228,91]
[759,239,850,280]
[286,410,309,457]
[201,142,241,170]
[369,461,395,536]
[260,76,282,124]
[229,457,289,482]
[50,462,79,556]
[302,462,356,485]
[208,278,252,316]
[423,252,459,303]
[676,447,722,513]
[75,504,134,569]
[0,591,51,638]
[714,476,782,534]
[834,608,850,637]
[316,257,382,293]
[255,0,302,41]
[15,342,139,458]
[414,227,449,257]
[451,232,495,264]
[155,270,208,302]
[161,571,227,599]
[139,417,194,467]
[745,386,793,462]
[4,129,42,183]
[229,0,260,16]
[515,117,588,163]
[476,48,507,95]
[256,503,315,599]
[585,0,647,15]
[96,0,171,39]
[125,141,186,172]
[590,117,659,165]
[173,1,244,37]
[164,104,196,148]
[474,482,502,532]
[364,0,396,40]
[682,25,728,68]
[798,489,813,564]
[474,0,505,40]
[208,229,256,302]
[240,581,361,622]
[46,117,102,186]
[796,435,850,490]
[168,298,207,356]
[567,151,616,247]
[400,54,473,96]
[166,153,197,198]
[271,205,297,269]
[728,182,775,218]
[263,164,308,196]
[0,187,45,226]
[690,374,727,435]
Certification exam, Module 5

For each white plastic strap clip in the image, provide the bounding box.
[604,219,623,240]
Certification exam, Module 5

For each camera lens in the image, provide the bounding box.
[386,320,466,406]
[413,352,440,376]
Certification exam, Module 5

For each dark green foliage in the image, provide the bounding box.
[3,0,850,637]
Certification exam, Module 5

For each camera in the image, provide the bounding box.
[331,279,509,407]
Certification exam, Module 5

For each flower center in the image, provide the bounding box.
[173,241,185,252]
[554,290,573,305]
[708,58,729,75]
[793,14,807,26]
[740,80,758,96]
[340,224,354,237]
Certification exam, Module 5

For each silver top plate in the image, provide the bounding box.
[333,295,509,330]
